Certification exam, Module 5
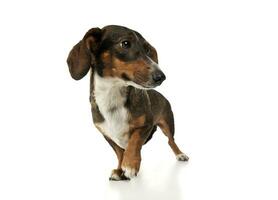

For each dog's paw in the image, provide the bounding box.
[109,169,130,181]
[121,156,141,179]
[176,153,189,161]
[122,166,138,179]
[109,172,121,181]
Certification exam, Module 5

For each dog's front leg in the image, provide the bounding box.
[121,126,151,179]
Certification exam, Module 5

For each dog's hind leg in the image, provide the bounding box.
[157,106,189,162]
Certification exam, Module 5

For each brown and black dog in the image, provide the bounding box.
[67,25,188,181]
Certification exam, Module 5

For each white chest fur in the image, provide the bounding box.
[93,73,130,149]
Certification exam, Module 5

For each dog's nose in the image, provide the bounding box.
[152,70,166,84]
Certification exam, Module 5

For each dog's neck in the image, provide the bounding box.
[92,72,128,112]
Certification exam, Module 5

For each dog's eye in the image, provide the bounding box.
[121,40,131,49]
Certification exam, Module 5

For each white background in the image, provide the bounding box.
[0,0,278,199]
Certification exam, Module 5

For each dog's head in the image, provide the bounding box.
[67,25,166,88]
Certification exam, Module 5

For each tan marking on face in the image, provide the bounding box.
[99,51,151,83]
[113,57,150,84]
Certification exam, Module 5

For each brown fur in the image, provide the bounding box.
[100,51,151,85]
[67,25,188,181]
[121,130,145,175]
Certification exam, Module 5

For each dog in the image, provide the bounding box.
[67,25,189,181]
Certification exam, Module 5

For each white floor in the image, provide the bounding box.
[1,120,277,200]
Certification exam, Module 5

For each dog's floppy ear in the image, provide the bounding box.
[67,28,102,80]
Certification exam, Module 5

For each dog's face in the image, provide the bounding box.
[67,25,166,89]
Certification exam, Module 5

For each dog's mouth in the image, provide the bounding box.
[139,70,166,89]
[126,76,166,90]
[141,81,165,89]
[117,66,166,89]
